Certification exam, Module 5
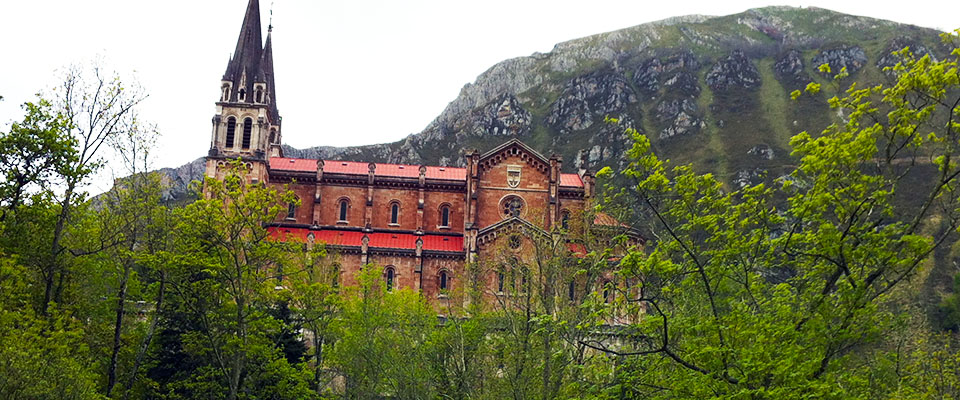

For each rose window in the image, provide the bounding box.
[501,196,524,218]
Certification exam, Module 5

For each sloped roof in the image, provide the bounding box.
[559,173,583,188]
[593,212,629,227]
[269,158,468,181]
[269,157,316,172]
[479,139,550,165]
[222,0,262,83]
[259,29,280,122]
[269,227,464,252]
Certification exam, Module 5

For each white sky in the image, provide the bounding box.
[0,0,956,188]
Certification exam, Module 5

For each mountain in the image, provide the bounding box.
[147,5,957,329]
[161,6,947,197]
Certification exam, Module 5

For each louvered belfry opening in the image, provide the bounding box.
[225,117,236,148]
[242,118,252,149]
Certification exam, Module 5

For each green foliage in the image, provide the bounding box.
[154,161,313,400]
[3,28,960,400]
[0,99,76,213]
[585,30,960,398]
[937,273,960,332]
[0,258,103,399]
[328,265,437,399]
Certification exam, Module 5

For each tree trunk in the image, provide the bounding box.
[42,183,74,315]
[313,334,324,394]
[106,258,133,397]
[123,272,165,400]
[228,298,247,400]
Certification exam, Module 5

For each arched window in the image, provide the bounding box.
[520,267,528,292]
[332,263,340,288]
[221,84,230,101]
[602,281,611,303]
[497,270,505,293]
[385,267,395,291]
[439,270,449,291]
[568,280,576,301]
[286,200,296,220]
[560,210,571,229]
[255,87,263,103]
[241,118,252,149]
[439,205,450,228]
[225,117,236,148]
[238,88,246,101]
[269,129,276,144]
[338,199,349,222]
[389,201,400,225]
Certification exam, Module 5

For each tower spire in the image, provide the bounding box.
[268,0,274,31]
[222,0,263,101]
[209,0,282,173]
[259,26,279,122]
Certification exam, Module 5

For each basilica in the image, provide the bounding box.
[204,0,625,301]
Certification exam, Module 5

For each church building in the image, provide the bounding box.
[204,0,622,301]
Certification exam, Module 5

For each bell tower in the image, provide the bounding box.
[206,0,283,182]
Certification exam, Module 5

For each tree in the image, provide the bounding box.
[462,205,633,400]
[327,265,436,399]
[0,252,102,399]
[284,244,341,395]
[0,99,75,220]
[83,105,167,397]
[581,31,960,397]
[166,161,311,400]
[39,62,147,315]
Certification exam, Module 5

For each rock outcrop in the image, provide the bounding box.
[706,50,762,91]
[812,46,867,76]
[546,70,638,132]
[774,49,807,83]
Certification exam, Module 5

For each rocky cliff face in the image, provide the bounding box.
[156,6,947,195]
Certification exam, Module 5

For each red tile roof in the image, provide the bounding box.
[559,173,584,187]
[269,157,468,181]
[367,232,418,249]
[269,158,316,172]
[594,212,629,227]
[568,243,587,255]
[424,166,467,181]
[373,163,421,179]
[421,235,464,252]
[267,227,463,252]
[322,160,369,175]
[314,230,366,246]
[269,227,309,241]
